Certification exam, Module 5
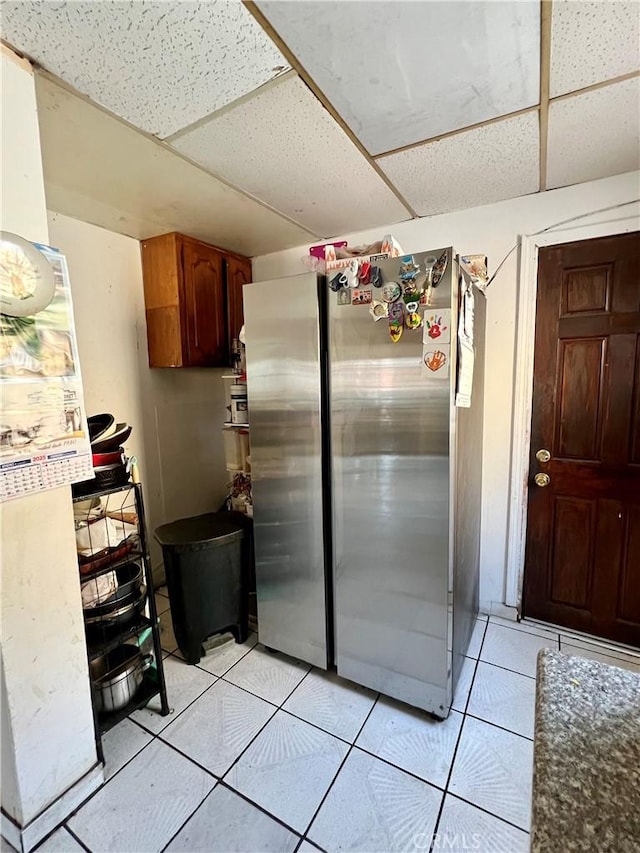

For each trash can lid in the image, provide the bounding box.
[154,512,244,547]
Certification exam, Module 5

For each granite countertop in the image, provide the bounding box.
[532,649,640,852]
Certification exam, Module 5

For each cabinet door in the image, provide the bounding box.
[226,255,252,351]
[181,240,226,366]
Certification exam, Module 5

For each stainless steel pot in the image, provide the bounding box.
[91,644,152,712]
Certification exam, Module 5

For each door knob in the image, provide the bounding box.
[535,448,551,463]
[534,473,550,487]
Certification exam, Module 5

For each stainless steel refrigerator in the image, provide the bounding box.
[243,249,485,718]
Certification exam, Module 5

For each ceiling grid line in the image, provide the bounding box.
[371,106,541,161]
[163,69,296,144]
[549,69,640,104]
[538,0,553,192]
[242,0,419,220]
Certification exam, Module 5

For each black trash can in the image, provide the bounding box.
[154,512,249,664]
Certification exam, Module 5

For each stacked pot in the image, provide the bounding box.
[74,413,133,496]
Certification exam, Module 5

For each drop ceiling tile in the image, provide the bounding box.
[550,1,640,98]
[257,1,540,155]
[378,112,540,217]
[171,75,411,236]
[35,75,314,257]
[2,1,289,138]
[547,78,640,190]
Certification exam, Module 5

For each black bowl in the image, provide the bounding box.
[87,413,115,442]
[91,423,132,453]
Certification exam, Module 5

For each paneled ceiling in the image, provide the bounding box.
[2,0,639,256]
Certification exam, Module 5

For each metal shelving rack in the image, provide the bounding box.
[73,482,170,762]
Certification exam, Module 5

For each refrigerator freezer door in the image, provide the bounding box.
[329,251,453,716]
[244,274,328,668]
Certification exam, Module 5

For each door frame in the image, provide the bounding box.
[505,214,639,609]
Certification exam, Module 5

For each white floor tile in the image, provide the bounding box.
[154,591,170,616]
[34,827,84,852]
[481,623,555,678]
[283,669,377,743]
[490,615,559,641]
[434,795,530,853]
[355,697,463,788]
[298,842,321,853]
[223,645,311,706]
[68,740,215,852]
[159,608,178,654]
[467,662,536,739]
[308,748,442,853]
[451,657,476,713]
[161,679,276,777]
[449,717,533,831]
[101,717,153,780]
[197,632,258,677]
[0,838,17,853]
[226,710,348,833]
[560,641,640,673]
[466,619,487,660]
[131,655,216,733]
[166,785,299,852]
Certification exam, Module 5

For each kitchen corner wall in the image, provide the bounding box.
[47,213,229,576]
[252,170,640,615]
[0,46,100,848]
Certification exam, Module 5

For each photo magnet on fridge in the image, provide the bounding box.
[423,309,450,344]
[422,343,450,378]
[337,288,352,306]
[352,289,372,305]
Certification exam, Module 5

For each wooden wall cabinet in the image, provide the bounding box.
[141,232,252,368]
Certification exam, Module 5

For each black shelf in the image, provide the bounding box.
[75,480,170,764]
[73,481,135,503]
[79,538,144,582]
[97,671,162,735]
[85,615,154,662]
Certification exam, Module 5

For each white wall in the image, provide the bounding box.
[47,213,230,573]
[0,46,99,839]
[253,171,640,613]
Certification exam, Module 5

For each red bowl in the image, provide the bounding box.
[92,449,124,467]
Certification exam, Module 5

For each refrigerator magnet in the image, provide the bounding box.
[423,309,450,344]
[352,289,372,305]
[381,281,401,303]
[399,255,419,281]
[330,272,348,292]
[405,310,421,330]
[422,343,449,378]
[337,288,352,306]
[388,301,404,342]
[370,266,383,288]
[369,300,388,322]
[431,250,449,288]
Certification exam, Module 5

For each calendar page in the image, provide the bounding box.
[0,242,93,501]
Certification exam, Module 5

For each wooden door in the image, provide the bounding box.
[523,232,640,646]
[226,255,252,356]
[181,238,226,366]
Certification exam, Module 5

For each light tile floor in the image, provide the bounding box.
[25,592,640,853]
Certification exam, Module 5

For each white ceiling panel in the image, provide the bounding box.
[378,113,540,217]
[2,1,289,138]
[547,78,640,190]
[35,75,314,257]
[257,1,540,155]
[550,1,640,98]
[171,75,411,236]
